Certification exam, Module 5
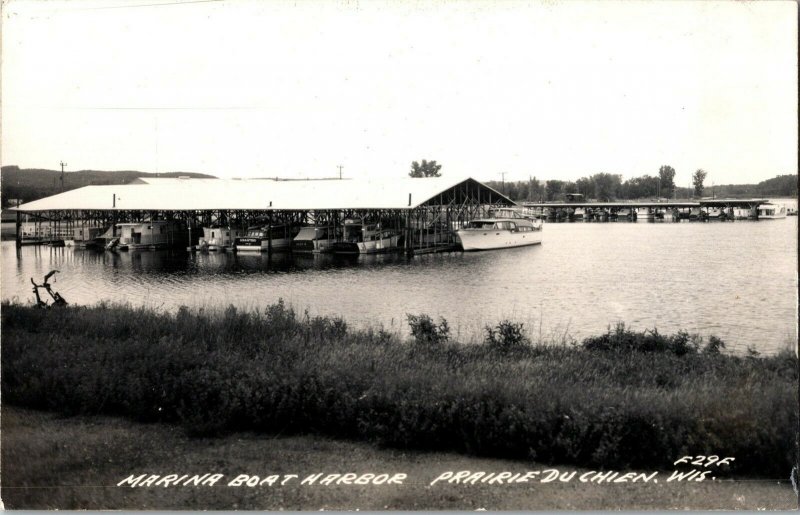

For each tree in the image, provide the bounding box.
[658,165,676,198]
[528,176,544,201]
[693,169,707,197]
[592,173,621,201]
[409,160,442,178]
[575,177,593,199]
[545,180,565,201]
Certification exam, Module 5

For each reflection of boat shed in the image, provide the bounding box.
[11,176,515,254]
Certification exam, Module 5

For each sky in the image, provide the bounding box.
[1,0,797,187]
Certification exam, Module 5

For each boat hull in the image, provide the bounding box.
[456,229,542,251]
[234,237,292,252]
[331,235,400,254]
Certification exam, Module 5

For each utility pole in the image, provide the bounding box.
[499,172,506,194]
[60,161,67,192]
[337,165,343,180]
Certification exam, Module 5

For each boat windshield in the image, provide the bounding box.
[468,221,496,229]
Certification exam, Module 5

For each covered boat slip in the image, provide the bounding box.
[11,177,516,254]
[522,199,772,221]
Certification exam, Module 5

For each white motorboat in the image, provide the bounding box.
[456,208,543,251]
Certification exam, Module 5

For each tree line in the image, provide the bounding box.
[484,168,796,202]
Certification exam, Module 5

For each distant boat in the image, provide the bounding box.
[292,226,338,253]
[199,226,244,251]
[706,207,726,220]
[71,226,106,248]
[332,219,400,254]
[456,208,543,251]
[114,221,189,250]
[234,224,297,252]
[757,202,787,219]
[662,209,679,222]
[636,207,655,222]
[733,207,755,220]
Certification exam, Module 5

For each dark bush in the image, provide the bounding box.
[406,313,450,345]
[581,322,703,355]
[484,320,529,350]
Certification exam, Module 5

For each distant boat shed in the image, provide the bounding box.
[11,176,516,253]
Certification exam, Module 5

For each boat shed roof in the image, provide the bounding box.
[13,176,514,212]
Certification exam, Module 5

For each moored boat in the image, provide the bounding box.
[331,219,400,254]
[199,226,244,251]
[636,207,655,222]
[292,225,338,253]
[757,202,787,219]
[72,226,106,248]
[234,224,297,252]
[456,209,543,251]
[115,220,190,250]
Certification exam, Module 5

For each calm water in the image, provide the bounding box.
[2,217,797,354]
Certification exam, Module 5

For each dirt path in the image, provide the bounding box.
[1,407,796,510]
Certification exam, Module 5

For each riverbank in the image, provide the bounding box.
[1,302,797,480]
[2,407,796,510]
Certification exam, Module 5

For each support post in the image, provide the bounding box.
[15,210,21,248]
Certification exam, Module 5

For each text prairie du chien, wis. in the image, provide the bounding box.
[117,455,735,488]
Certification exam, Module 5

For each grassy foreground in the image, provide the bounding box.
[1,302,797,479]
[3,406,796,510]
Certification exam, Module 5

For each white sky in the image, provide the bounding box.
[1,0,797,187]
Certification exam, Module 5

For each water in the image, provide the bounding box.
[2,216,796,354]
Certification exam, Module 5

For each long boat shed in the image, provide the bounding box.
[11,176,516,253]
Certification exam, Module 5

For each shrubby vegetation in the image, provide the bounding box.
[2,301,796,477]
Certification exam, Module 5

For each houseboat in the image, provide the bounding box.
[331,219,400,254]
[732,207,755,219]
[69,226,106,248]
[234,224,297,252]
[456,209,543,251]
[198,226,245,251]
[112,220,190,250]
[757,202,787,219]
[292,225,338,253]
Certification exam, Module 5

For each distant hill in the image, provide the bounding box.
[0,166,216,207]
[705,175,798,199]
